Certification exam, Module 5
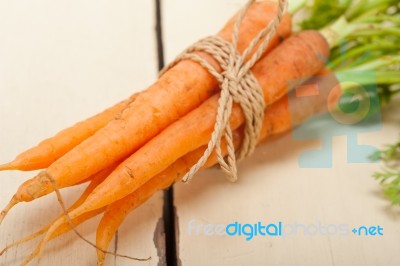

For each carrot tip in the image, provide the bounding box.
[21,248,40,266]
[21,233,49,266]
[0,247,6,256]
[0,196,18,226]
[97,250,106,266]
[0,162,15,171]
[97,258,105,266]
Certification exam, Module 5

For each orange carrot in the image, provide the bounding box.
[75,161,121,186]
[0,1,292,221]
[22,69,340,265]
[0,94,137,171]
[63,30,330,215]
[26,69,336,265]
[21,33,331,262]
[94,68,340,264]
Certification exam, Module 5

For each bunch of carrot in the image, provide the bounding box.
[0,1,346,265]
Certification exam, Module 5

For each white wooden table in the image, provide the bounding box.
[1,0,399,265]
[0,1,163,265]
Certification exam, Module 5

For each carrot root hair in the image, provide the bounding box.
[20,175,151,265]
[0,196,18,225]
[0,226,48,256]
[25,214,150,265]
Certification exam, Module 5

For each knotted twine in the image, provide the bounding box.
[27,0,287,263]
[161,0,287,183]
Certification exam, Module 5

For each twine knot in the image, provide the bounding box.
[161,0,287,183]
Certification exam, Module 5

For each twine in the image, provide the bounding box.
[161,0,287,183]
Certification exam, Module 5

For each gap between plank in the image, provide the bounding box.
[155,0,178,265]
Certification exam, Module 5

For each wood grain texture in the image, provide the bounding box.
[0,1,164,265]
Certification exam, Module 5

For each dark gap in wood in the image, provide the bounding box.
[155,0,178,265]
[155,0,165,70]
[114,230,118,266]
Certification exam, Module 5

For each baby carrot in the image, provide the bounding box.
[0,94,137,171]
[95,146,215,265]
[65,30,330,214]
[16,31,329,259]
[0,1,292,222]
[95,68,339,264]
[29,69,338,266]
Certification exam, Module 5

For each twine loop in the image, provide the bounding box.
[161,0,287,183]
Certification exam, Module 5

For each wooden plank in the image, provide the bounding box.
[0,1,164,265]
[162,0,400,265]
[162,0,243,64]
